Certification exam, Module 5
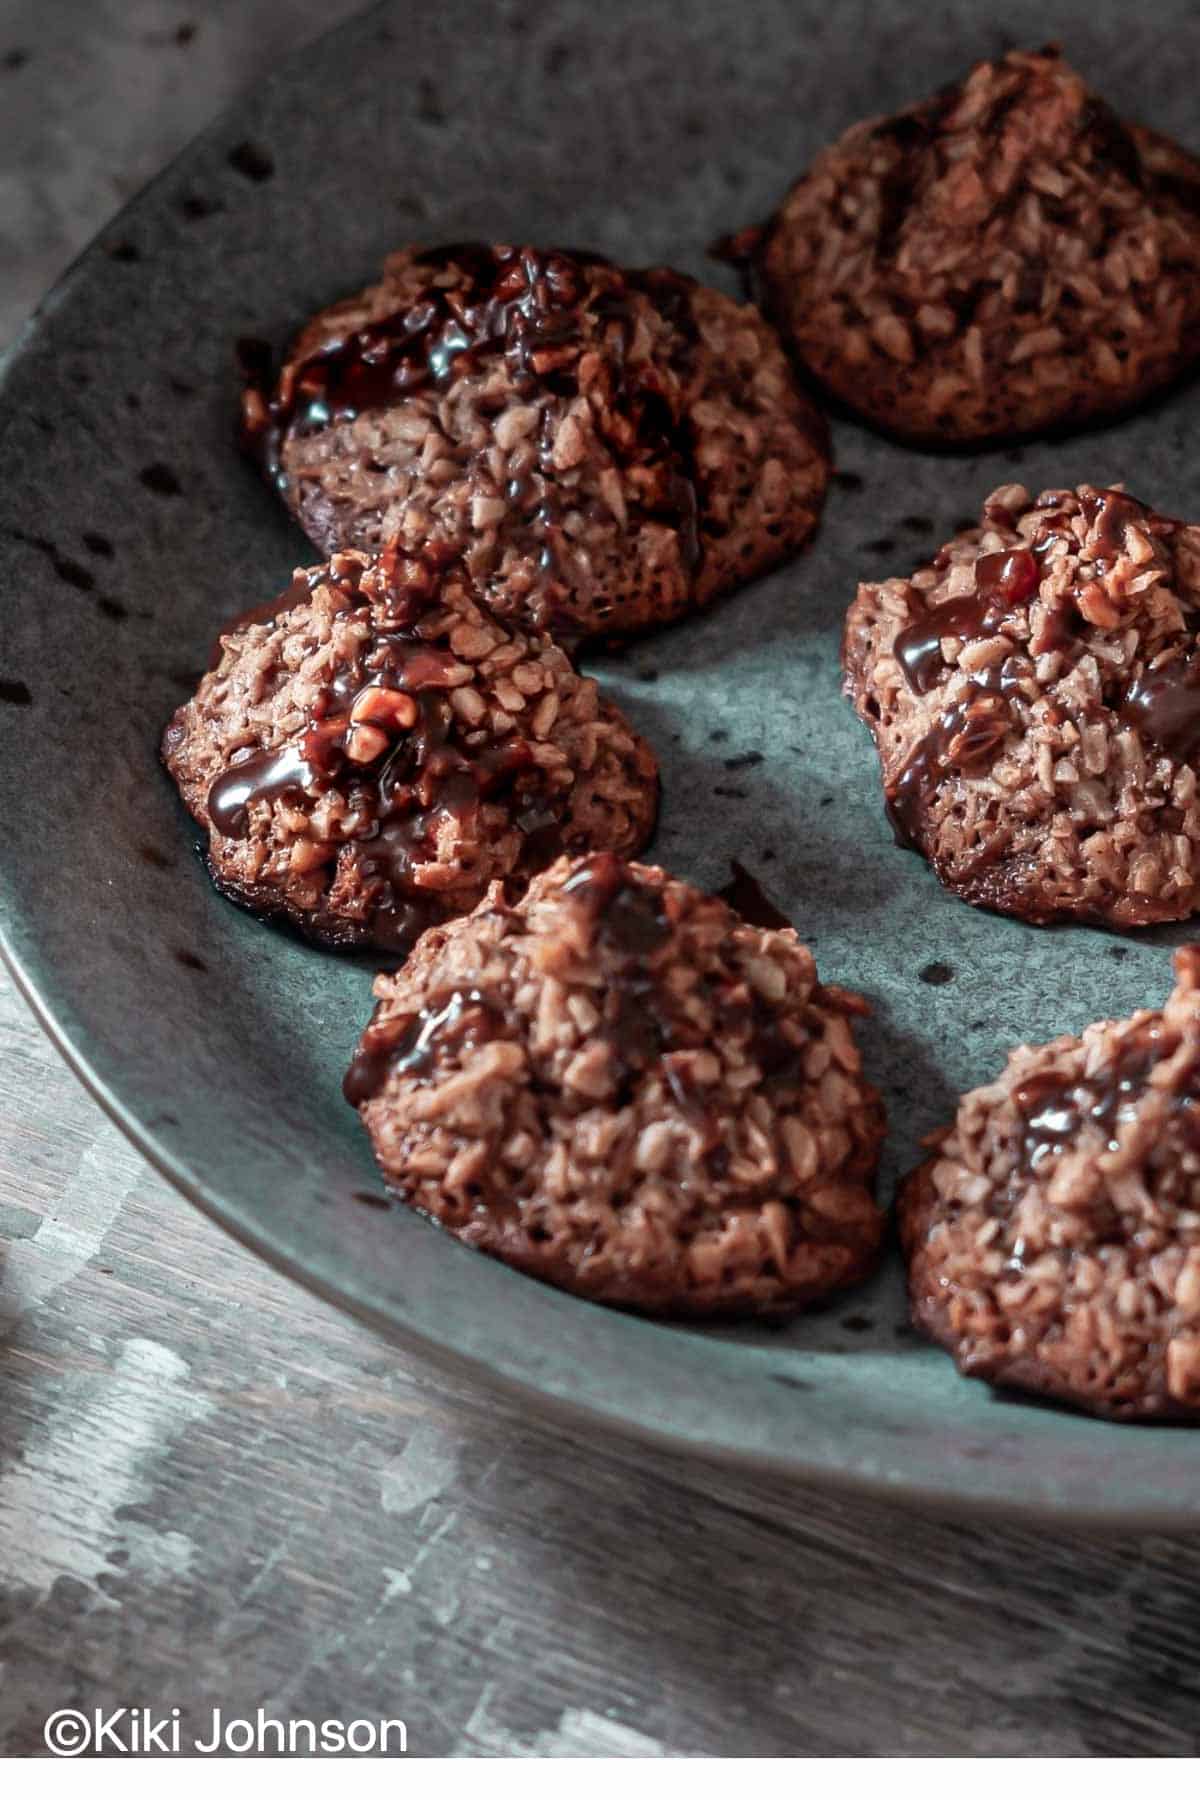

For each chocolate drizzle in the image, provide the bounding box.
[343,987,500,1106]
[1013,1023,1195,1170]
[205,547,567,951]
[241,243,704,604]
[886,662,1019,847]
[893,548,1040,696]
[1077,485,1169,566]
[561,852,670,956]
[1120,655,1200,761]
[209,741,318,838]
[562,856,811,1115]
[560,858,720,1140]
[883,484,1194,845]
[246,245,594,474]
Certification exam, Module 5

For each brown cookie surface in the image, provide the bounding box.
[901,949,1200,1421]
[843,482,1200,928]
[162,545,658,952]
[346,854,886,1316]
[731,47,1200,444]
[242,243,829,640]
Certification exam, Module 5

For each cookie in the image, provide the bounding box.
[727,46,1200,444]
[241,243,829,640]
[901,948,1200,1421]
[346,854,886,1316]
[161,544,658,952]
[843,482,1200,928]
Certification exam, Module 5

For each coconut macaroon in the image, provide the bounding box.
[161,545,658,952]
[345,854,886,1316]
[241,242,829,640]
[726,46,1200,444]
[843,482,1200,928]
[902,949,1200,1421]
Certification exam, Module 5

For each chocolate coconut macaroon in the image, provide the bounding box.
[345,853,887,1316]
[162,543,658,952]
[726,46,1200,444]
[242,242,830,640]
[902,949,1200,1421]
[844,481,1200,928]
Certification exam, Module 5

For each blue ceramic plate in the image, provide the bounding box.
[4,0,1200,1522]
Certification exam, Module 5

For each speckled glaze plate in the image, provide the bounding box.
[6,0,1200,1526]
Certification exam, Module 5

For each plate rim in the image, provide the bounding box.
[6,918,1200,1532]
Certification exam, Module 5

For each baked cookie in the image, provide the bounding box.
[241,243,829,640]
[726,46,1200,444]
[843,482,1200,928]
[901,949,1200,1421]
[162,544,658,952]
[346,853,886,1315]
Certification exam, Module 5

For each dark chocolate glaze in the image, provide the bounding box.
[882,485,1196,846]
[253,244,588,466]
[344,988,501,1106]
[561,852,670,956]
[203,547,573,952]
[1013,1022,1199,1171]
[1077,485,1170,564]
[886,662,1018,848]
[894,548,1039,696]
[1120,655,1200,761]
[208,741,317,838]
[242,243,704,607]
[566,858,813,1104]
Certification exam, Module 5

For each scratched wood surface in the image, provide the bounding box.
[4,0,1200,1761]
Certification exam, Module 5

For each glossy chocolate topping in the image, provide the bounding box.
[1120,657,1200,760]
[208,740,319,838]
[561,852,671,957]
[344,987,501,1107]
[205,547,568,950]
[885,486,1199,848]
[248,245,596,472]
[894,548,1039,695]
[242,244,703,592]
[1077,484,1172,565]
[1013,1021,1200,1172]
[560,856,810,1103]
[886,664,1017,847]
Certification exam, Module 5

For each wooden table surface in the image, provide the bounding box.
[4,0,1200,1760]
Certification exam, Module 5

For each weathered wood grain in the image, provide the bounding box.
[4,0,1200,1760]
[4,956,1200,1758]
